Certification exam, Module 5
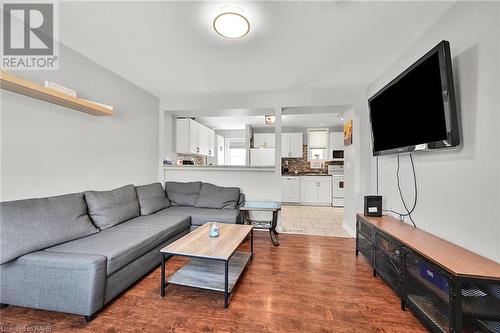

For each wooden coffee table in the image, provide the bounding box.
[160,223,253,308]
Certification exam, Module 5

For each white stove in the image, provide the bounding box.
[328,165,344,207]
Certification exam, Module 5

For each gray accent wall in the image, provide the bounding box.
[1,43,160,200]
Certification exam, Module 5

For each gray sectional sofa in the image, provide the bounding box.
[0,181,243,321]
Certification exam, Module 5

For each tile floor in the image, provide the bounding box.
[279,205,352,237]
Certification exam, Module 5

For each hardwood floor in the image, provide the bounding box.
[0,232,426,332]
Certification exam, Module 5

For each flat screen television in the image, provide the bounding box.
[368,40,459,156]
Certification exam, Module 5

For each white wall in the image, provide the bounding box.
[164,169,281,202]
[1,43,160,201]
[366,2,500,262]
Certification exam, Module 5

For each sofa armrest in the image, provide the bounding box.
[236,193,245,209]
[0,251,107,316]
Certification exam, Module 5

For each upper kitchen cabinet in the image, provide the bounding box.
[307,128,329,160]
[176,118,215,156]
[216,135,225,165]
[253,133,275,148]
[282,133,303,158]
[330,132,344,150]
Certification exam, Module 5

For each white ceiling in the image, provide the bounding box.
[197,115,272,130]
[59,1,454,97]
[283,113,344,128]
[193,110,346,130]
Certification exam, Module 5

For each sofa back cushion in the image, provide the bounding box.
[0,193,99,264]
[84,184,140,230]
[195,183,240,209]
[165,181,202,206]
[135,182,170,215]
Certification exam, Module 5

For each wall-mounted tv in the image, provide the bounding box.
[368,40,459,156]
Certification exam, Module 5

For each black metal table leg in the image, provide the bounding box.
[250,229,254,258]
[270,211,280,246]
[240,206,280,246]
[224,260,229,308]
[160,253,166,297]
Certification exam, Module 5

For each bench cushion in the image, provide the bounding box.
[165,181,202,206]
[84,185,140,230]
[195,183,240,209]
[159,206,239,226]
[135,182,170,215]
[45,214,190,275]
[0,193,99,264]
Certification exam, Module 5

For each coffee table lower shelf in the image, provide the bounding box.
[168,251,252,293]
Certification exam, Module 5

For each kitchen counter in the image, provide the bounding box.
[282,173,331,176]
[165,165,275,172]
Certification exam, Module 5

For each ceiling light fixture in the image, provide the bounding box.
[213,12,250,39]
[265,115,275,125]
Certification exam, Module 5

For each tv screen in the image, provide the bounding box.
[369,40,459,156]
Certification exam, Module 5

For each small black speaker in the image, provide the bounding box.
[364,195,382,217]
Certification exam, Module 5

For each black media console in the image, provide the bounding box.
[356,214,500,333]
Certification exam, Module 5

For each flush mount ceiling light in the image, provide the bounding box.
[265,115,275,125]
[213,12,250,39]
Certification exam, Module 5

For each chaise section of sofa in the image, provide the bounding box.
[0,193,105,318]
[0,251,107,317]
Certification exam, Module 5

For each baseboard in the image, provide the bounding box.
[342,221,356,238]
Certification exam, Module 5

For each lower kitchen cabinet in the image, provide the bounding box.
[300,176,332,206]
[281,176,300,203]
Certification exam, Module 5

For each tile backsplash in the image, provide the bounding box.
[282,145,330,174]
[176,153,206,166]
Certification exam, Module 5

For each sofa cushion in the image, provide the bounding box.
[84,185,140,230]
[0,193,99,264]
[195,183,240,209]
[165,181,202,206]
[135,182,170,215]
[45,214,190,275]
[159,206,239,226]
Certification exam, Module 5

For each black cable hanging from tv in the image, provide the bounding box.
[385,153,418,227]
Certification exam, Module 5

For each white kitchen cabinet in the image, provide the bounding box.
[188,119,200,154]
[317,178,333,205]
[253,133,275,148]
[300,177,318,204]
[250,148,275,166]
[176,119,215,156]
[199,125,215,156]
[208,129,215,157]
[300,176,332,205]
[330,132,344,150]
[281,133,289,157]
[281,133,303,158]
[198,124,208,155]
[216,135,225,165]
[281,176,301,203]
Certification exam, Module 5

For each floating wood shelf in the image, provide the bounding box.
[0,71,115,116]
